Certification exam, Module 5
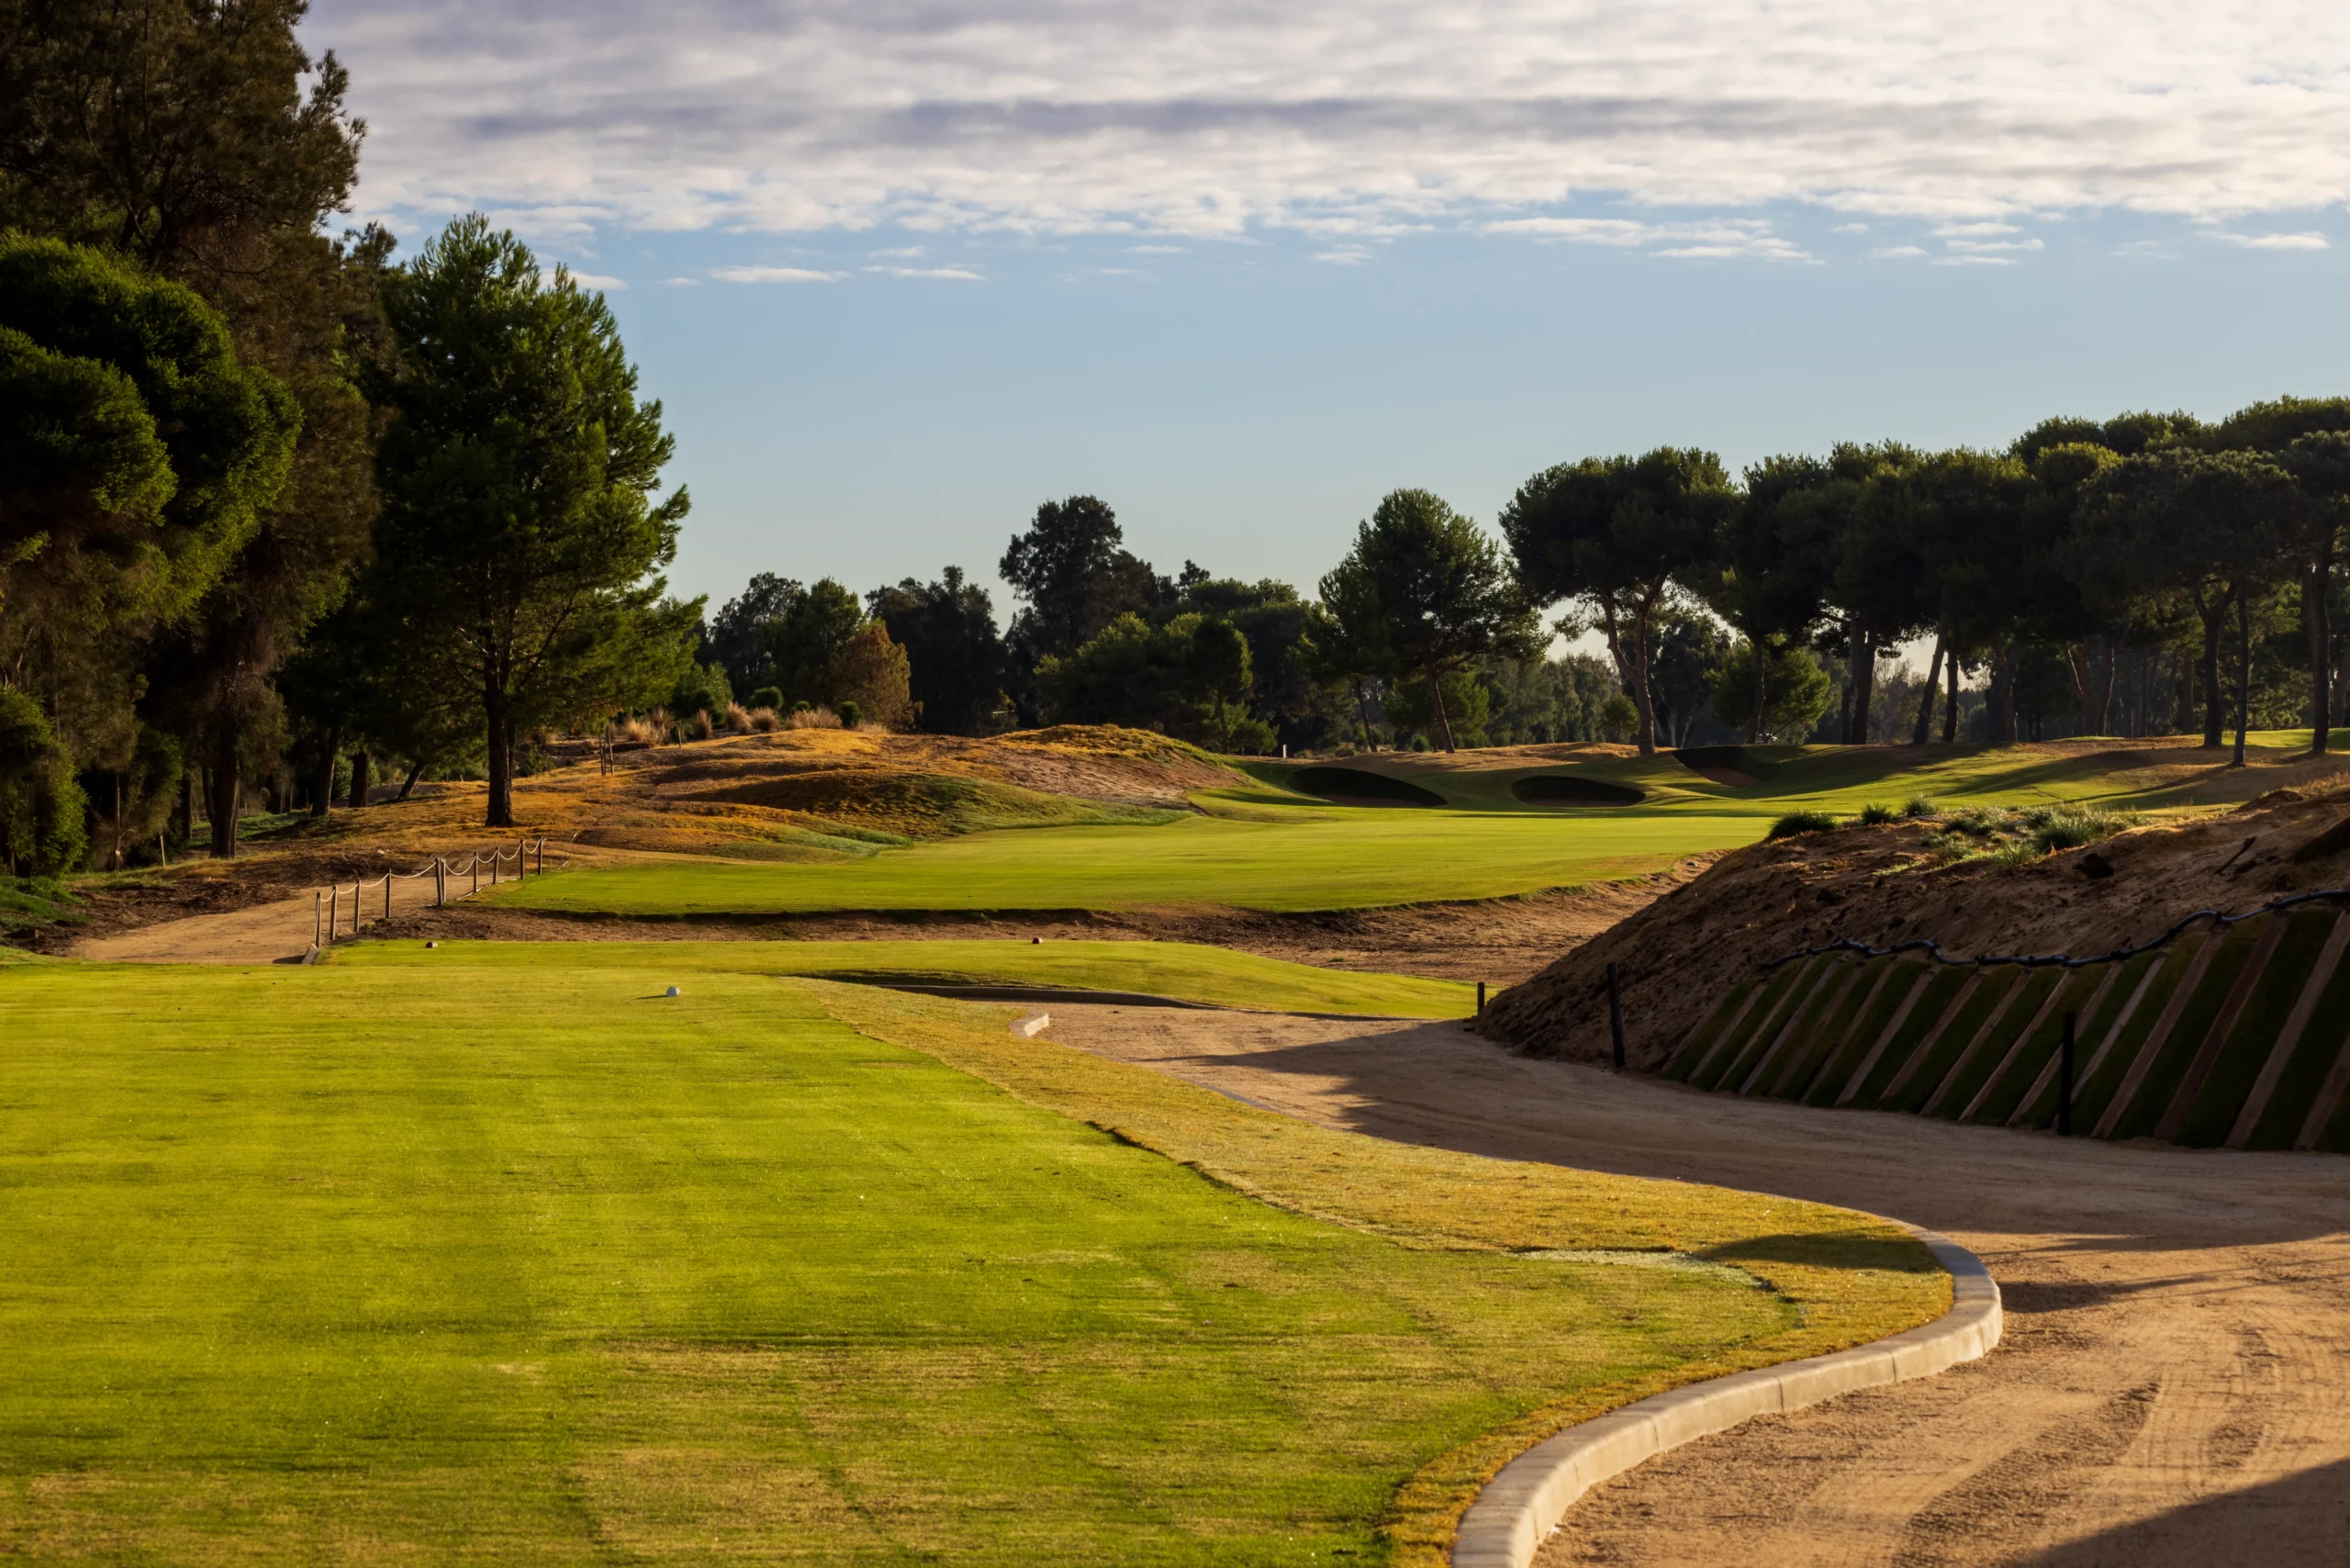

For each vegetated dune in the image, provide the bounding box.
[1482,781,2350,1148]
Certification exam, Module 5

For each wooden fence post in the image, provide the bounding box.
[317,890,325,947]
[385,876,392,923]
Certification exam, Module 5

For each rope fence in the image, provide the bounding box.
[1763,885,2350,975]
[314,838,556,949]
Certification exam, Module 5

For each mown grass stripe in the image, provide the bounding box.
[1707,959,1831,1094]
[1920,969,2051,1119]
[1848,968,1976,1111]
[2230,913,2350,1148]
[2106,923,2262,1143]
[2154,913,2290,1145]
[1665,980,1761,1081]
[1739,960,1860,1097]
[1961,966,2102,1126]
[1823,967,1935,1108]
[2088,936,2216,1139]
[1884,970,2021,1116]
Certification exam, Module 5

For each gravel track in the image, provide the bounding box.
[1037,1004,2350,1567]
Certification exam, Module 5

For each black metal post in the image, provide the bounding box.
[2057,1010,2076,1137]
[1608,962,1627,1070]
[1476,980,1486,1014]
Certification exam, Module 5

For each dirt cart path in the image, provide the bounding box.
[1040,1005,2350,1567]
[69,867,478,963]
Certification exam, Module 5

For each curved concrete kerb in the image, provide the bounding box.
[1449,1227,2000,1568]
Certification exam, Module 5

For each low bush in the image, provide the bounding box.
[1901,797,1938,819]
[684,710,714,742]
[722,701,752,733]
[747,706,780,733]
[1857,802,1897,825]
[750,686,784,712]
[1766,811,1840,840]
[837,700,863,730]
[784,705,841,730]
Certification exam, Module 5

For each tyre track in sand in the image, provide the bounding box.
[1036,1005,2350,1567]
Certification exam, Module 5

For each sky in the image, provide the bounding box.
[308,0,2350,633]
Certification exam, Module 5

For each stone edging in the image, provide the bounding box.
[1450,1226,2001,1568]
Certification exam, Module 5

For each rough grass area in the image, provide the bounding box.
[338,936,1479,1018]
[0,877,83,936]
[488,812,1761,916]
[0,951,1944,1564]
[688,768,1182,836]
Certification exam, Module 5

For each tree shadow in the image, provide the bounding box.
[2014,1458,2350,1566]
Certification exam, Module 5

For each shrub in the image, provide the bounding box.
[747,706,779,733]
[784,705,840,730]
[1858,802,1897,825]
[645,706,674,744]
[1901,797,1938,820]
[722,701,751,733]
[684,709,714,741]
[2020,803,2140,855]
[750,686,784,712]
[0,688,87,876]
[836,700,863,730]
[1766,811,1840,841]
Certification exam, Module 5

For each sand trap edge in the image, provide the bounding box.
[1449,1226,2000,1568]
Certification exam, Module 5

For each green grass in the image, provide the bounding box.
[0,948,1944,1564]
[497,809,1762,916]
[337,937,1477,1018]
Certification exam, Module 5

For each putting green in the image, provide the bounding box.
[338,936,1479,1017]
[491,809,1762,916]
[0,949,1943,1564]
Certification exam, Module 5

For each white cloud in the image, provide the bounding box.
[318,0,2350,241]
[1314,247,1372,263]
[866,264,985,279]
[2215,230,2330,249]
[1932,221,2021,237]
[1942,237,2044,253]
[712,264,842,282]
[1869,245,1929,258]
[1487,215,1808,260]
[1831,222,1869,233]
[564,270,628,289]
[1127,244,1187,253]
[661,275,702,286]
[1934,254,2018,266]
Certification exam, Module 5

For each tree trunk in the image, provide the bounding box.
[2311,557,2333,755]
[1426,670,1457,753]
[1943,644,1960,743]
[347,748,370,810]
[1912,629,1945,745]
[397,759,424,801]
[2199,598,2226,747]
[1349,678,1377,749]
[2094,641,2117,734]
[2234,589,2252,768]
[1846,626,1876,745]
[1629,610,1658,756]
[1748,636,1766,744]
[207,725,241,859]
[486,675,517,827]
[174,765,195,849]
[1987,638,2020,744]
[311,722,341,818]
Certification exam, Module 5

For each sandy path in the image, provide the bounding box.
[69,863,514,963]
[1038,1005,2350,1566]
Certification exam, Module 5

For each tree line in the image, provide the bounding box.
[5,4,2343,879]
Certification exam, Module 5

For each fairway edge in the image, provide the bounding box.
[1449,1226,2000,1568]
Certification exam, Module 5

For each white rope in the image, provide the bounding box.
[314,839,561,946]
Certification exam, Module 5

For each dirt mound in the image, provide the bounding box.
[689,768,1177,834]
[1482,781,2350,1071]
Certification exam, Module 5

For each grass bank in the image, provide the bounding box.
[490,810,1762,916]
[0,947,1942,1563]
[337,936,1477,1018]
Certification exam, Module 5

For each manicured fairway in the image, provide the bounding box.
[0,949,1943,1564]
[339,936,1479,1016]
[492,809,1763,916]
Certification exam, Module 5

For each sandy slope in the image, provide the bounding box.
[1039,1004,2350,1566]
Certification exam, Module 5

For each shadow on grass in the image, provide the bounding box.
[1693,1229,1944,1274]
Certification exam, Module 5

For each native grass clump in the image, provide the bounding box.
[1914,801,2143,868]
